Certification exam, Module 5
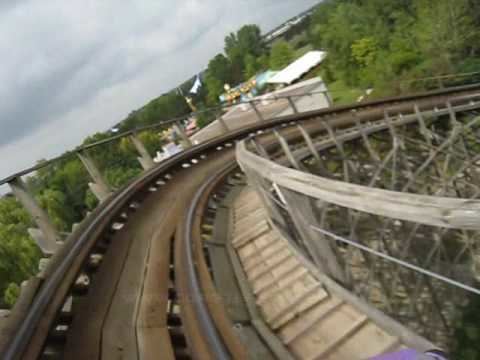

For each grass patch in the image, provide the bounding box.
[327,80,365,105]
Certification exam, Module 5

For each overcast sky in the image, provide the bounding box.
[0,0,320,183]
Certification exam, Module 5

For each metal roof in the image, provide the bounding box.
[267,51,327,85]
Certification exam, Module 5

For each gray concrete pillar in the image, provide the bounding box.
[250,101,264,122]
[274,130,301,170]
[279,187,346,284]
[77,150,112,202]
[172,121,192,148]
[9,177,60,255]
[129,133,155,170]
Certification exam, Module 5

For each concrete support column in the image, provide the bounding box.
[129,133,155,170]
[77,150,111,202]
[279,187,346,284]
[274,130,301,170]
[9,177,60,255]
[250,101,264,122]
[173,121,192,148]
[287,96,299,114]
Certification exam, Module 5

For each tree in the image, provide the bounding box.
[225,25,264,61]
[224,25,266,83]
[204,54,234,105]
[269,40,295,70]
[204,73,224,105]
[351,37,378,67]
[119,92,190,131]
[37,189,69,231]
[244,54,261,79]
[0,197,41,306]
[415,0,477,75]
[206,54,233,85]
[4,283,19,307]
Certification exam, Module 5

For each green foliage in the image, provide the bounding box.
[120,92,190,131]
[104,167,142,188]
[2,0,480,318]
[0,196,33,228]
[37,189,69,231]
[4,283,20,308]
[453,294,480,359]
[351,37,378,67]
[196,111,217,129]
[244,54,261,79]
[204,24,266,105]
[328,79,364,105]
[308,0,480,93]
[269,40,295,70]
[414,0,476,74]
[225,24,265,83]
[84,189,98,211]
[205,54,232,105]
[0,197,41,307]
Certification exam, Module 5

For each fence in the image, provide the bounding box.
[236,92,480,349]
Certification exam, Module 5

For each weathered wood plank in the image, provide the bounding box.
[237,140,480,230]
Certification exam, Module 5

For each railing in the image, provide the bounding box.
[236,92,480,350]
[0,79,477,282]
[1,78,480,357]
[0,86,334,255]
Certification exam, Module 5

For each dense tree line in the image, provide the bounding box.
[1,9,480,356]
[0,130,165,307]
[309,0,480,93]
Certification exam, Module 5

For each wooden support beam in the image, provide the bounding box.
[352,110,381,163]
[251,139,270,160]
[297,124,323,166]
[287,96,299,114]
[77,150,112,202]
[217,116,229,134]
[9,177,60,254]
[129,133,155,170]
[172,121,192,148]
[237,138,480,230]
[274,130,301,170]
[250,101,264,122]
[277,187,346,284]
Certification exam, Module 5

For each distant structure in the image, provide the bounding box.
[267,51,327,86]
[263,2,321,43]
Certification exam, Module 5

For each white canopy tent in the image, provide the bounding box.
[267,51,327,85]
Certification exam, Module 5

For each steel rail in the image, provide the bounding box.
[311,225,480,295]
[3,84,480,359]
[1,82,480,186]
[180,162,238,359]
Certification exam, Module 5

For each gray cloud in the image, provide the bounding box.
[0,0,320,181]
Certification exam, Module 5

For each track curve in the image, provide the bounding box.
[3,83,480,359]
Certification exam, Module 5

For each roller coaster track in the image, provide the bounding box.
[1,84,480,359]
